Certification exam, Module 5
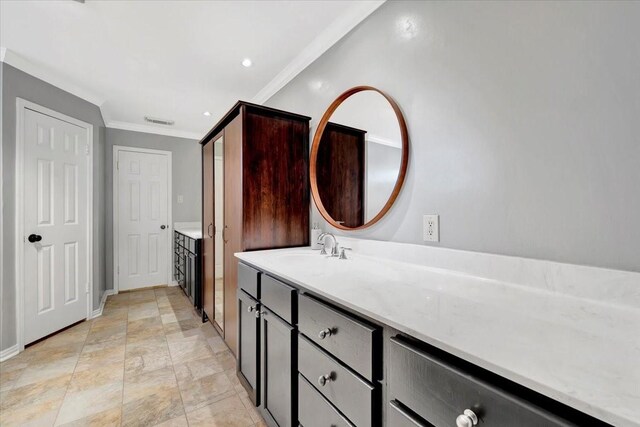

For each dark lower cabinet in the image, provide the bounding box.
[238,290,260,405]
[237,262,611,427]
[260,307,296,427]
[173,230,203,319]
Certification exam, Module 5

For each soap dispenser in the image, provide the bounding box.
[311,223,322,250]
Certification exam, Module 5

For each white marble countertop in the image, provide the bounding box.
[236,240,640,427]
[174,222,202,239]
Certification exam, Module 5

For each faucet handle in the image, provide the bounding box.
[319,242,327,255]
[338,247,352,260]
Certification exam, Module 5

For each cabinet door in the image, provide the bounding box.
[238,289,260,405]
[261,307,295,427]
[202,139,215,322]
[223,114,243,355]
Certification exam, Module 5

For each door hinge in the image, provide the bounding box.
[85,144,90,155]
[117,161,119,170]
[117,266,120,274]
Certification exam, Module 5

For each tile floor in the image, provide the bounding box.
[0,286,265,427]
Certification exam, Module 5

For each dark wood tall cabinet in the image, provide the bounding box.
[201,102,310,356]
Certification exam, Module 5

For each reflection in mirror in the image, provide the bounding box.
[213,136,224,331]
[314,89,405,228]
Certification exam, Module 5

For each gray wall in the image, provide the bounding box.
[1,63,106,351]
[267,1,640,272]
[104,128,201,291]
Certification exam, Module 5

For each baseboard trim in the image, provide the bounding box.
[0,344,19,362]
[90,289,116,319]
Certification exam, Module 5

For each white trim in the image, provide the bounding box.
[15,98,94,353]
[90,289,116,319]
[367,133,402,149]
[112,145,173,293]
[0,344,19,362]
[1,47,105,106]
[106,120,202,141]
[251,1,386,104]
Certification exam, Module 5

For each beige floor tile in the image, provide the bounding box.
[177,370,236,413]
[0,367,24,392]
[57,406,122,427]
[1,373,70,412]
[163,318,201,335]
[123,366,178,403]
[239,392,263,424]
[27,342,84,366]
[76,340,126,372]
[207,335,230,353]
[185,394,254,427]
[126,335,170,359]
[121,386,184,427]
[15,355,78,387]
[68,362,124,393]
[127,316,165,343]
[128,302,160,321]
[174,356,224,382]
[152,413,189,427]
[85,323,127,345]
[0,287,265,427]
[168,335,215,362]
[125,353,173,377]
[55,380,123,426]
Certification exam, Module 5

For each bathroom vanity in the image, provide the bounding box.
[235,238,640,427]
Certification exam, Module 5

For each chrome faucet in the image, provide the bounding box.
[318,232,339,257]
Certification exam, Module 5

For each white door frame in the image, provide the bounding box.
[112,145,173,293]
[15,98,94,352]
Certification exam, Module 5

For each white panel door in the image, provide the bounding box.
[23,109,88,344]
[117,150,169,290]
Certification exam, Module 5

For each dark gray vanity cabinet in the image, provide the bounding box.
[237,263,297,427]
[238,289,260,404]
[237,262,610,427]
[261,306,296,427]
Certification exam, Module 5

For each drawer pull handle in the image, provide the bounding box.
[456,409,478,427]
[318,328,333,339]
[318,373,333,387]
[247,306,255,313]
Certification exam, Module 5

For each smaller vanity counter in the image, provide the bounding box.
[174,221,202,240]
[236,237,640,427]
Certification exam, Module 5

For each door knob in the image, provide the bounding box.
[28,234,42,243]
[160,225,166,230]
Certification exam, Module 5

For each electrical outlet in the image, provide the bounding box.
[423,214,439,242]
[177,195,184,204]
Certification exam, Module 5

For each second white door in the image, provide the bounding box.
[117,149,169,291]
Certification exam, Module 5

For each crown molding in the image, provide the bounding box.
[0,47,105,107]
[106,120,202,141]
[251,0,386,105]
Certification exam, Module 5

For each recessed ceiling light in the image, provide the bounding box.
[203,111,211,117]
[242,58,253,68]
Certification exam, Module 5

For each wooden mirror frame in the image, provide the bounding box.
[310,86,409,231]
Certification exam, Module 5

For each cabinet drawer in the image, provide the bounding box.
[261,275,296,324]
[298,373,354,427]
[388,400,432,427]
[238,263,260,299]
[298,335,375,427]
[298,293,379,381]
[389,337,573,427]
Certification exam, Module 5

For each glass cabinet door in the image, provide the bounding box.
[213,136,224,332]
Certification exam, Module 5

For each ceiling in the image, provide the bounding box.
[0,0,383,139]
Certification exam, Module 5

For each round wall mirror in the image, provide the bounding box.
[310,86,409,230]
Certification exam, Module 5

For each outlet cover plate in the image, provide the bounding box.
[423,214,439,242]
